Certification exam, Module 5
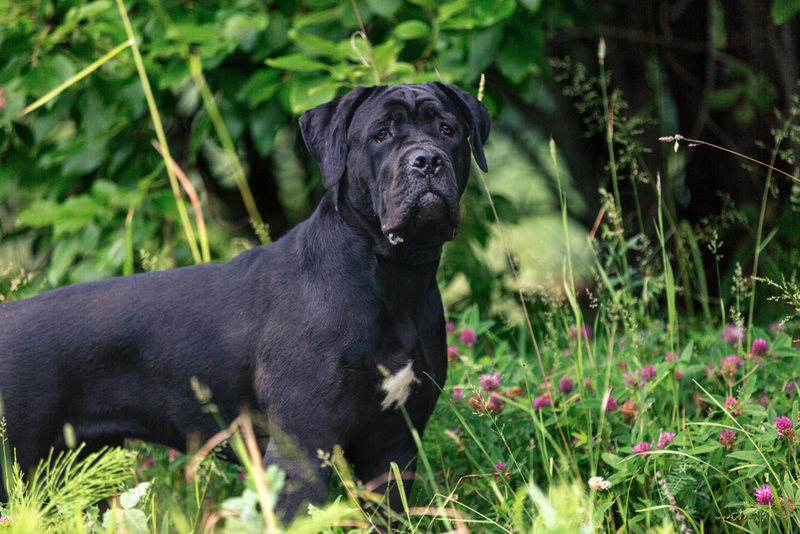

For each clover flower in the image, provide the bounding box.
[445,321,456,336]
[588,476,611,491]
[486,395,505,415]
[0,516,12,525]
[620,399,638,420]
[447,345,459,362]
[665,351,677,362]
[724,396,743,416]
[754,484,774,506]
[460,328,477,347]
[584,377,595,393]
[468,392,485,412]
[622,370,642,387]
[757,396,769,408]
[533,394,551,410]
[450,387,464,402]
[719,429,737,450]
[558,377,575,394]
[657,432,676,449]
[751,338,769,357]
[720,324,744,346]
[478,372,501,392]
[641,365,657,382]
[632,441,651,456]
[720,355,741,378]
[674,369,684,380]
[774,416,794,438]
[604,394,618,412]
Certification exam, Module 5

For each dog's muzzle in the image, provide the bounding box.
[381,147,461,246]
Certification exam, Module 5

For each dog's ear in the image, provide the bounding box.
[431,82,491,172]
[299,86,378,188]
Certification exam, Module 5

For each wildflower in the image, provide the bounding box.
[0,516,12,525]
[774,416,795,439]
[617,361,628,371]
[757,396,769,408]
[447,345,460,362]
[446,321,456,336]
[724,396,743,417]
[533,394,551,410]
[478,372,501,392]
[493,460,506,474]
[620,399,638,421]
[468,392,485,412]
[674,369,683,380]
[632,441,651,456]
[238,467,247,482]
[754,484,774,506]
[641,365,656,382]
[665,351,677,362]
[720,324,744,346]
[779,497,796,514]
[657,432,676,449]
[769,322,785,334]
[504,385,523,398]
[622,370,642,387]
[588,476,611,491]
[720,355,741,378]
[719,429,737,450]
[450,387,464,401]
[604,394,618,412]
[558,377,575,394]
[486,395,505,415]
[460,328,477,347]
[750,338,769,357]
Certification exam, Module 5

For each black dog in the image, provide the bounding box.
[0,82,490,520]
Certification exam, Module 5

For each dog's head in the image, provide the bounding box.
[300,82,490,254]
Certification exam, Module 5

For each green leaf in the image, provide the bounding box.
[772,0,800,24]
[119,482,150,509]
[728,450,764,462]
[393,20,431,40]
[368,0,402,17]
[266,54,331,72]
[288,30,344,60]
[679,340,694,362]
[687,443,721,455]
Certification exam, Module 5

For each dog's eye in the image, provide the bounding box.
[440,124,454,136]
[374,129,390,142]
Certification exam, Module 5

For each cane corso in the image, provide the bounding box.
[0,81,490,520]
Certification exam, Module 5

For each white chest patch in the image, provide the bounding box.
[380,360,420,411]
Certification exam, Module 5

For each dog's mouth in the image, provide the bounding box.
[381,191,461,247]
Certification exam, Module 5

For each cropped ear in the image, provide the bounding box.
[299,86,379,188]
[430,82,491,172]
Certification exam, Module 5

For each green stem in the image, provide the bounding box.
[114,0,202,264]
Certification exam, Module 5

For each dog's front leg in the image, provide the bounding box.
[262,431,335,522]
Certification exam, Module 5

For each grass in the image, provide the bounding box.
[3,3,800,532]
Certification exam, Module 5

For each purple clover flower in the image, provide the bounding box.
[720,324,744,346]
[450,387,464,402]
[478,372,501,392]
[604,394,618,412]
[558,377,575,394]
[754,484,774,506]
[657,432,676,449]
[641,365,657,382]
[460,328,477,347]
[446,321,456,336]
[494,460,506,474]
[751,338,769,357]
[632,441,651,456]
[720,429,737,450]
[533,395,550,410]
[774,416,793,436]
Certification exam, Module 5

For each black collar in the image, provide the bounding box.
[394,245,443,265]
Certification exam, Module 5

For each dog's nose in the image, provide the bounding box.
[410,150,442,173]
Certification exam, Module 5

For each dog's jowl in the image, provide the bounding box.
[0,82,490,520]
